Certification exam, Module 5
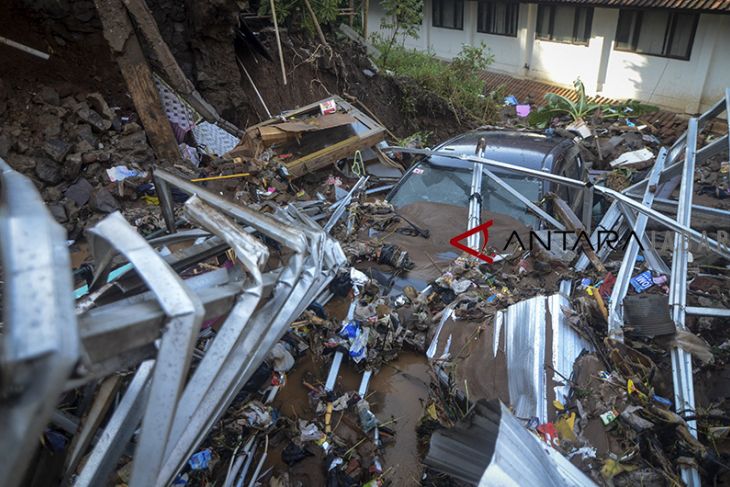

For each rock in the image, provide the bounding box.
[74,139,94,153]
[6,153,37,172]
[61,96,79,111]
[63,153,83,180]
[44,138,72,162]
[39,113,63,138]
[85,162,103,179]
[89,187,120,213]
[0,134,13,158]
[37,86,61,106]
[362,68,375,78]
[71,1,96,22]
[65,178,94,206]
[43,185,65,202]
[81,152,97,164]
[63,198,80,221]
[74,124,98,147]
[118,130,148,151]
[77,107,111,132]
[49,204,68,223]
[86,93,115,120]
[15,140,29,154]
[122,122,142,134]
[35,158,63,184]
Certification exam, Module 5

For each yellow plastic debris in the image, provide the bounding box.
[553,400,565,411]
[427,403,438,421]
[555,412,577,442]
[601,458,637,481]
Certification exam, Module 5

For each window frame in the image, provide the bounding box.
[476,1,520,37]
[535,5,594,46]
[432,0,464,30]
[613,9,698,61]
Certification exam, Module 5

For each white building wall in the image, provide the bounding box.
[699,14,730,111]
[528,8,618,92]
[368,1,730,113]
[472,3,530,75]
[600,12,723,112]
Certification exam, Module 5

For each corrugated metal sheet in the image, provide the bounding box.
[549,282,587,405]
[527,0,730,13]
[497,284,593,422]
[502,295,549,421]
[425,400,597,487]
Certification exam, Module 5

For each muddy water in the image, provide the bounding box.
[369,353,431,485]
[269,352,430,485]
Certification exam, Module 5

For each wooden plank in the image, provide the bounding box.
[122,0,240,135]
[286,128,385,178]
[550,194,607,274]
[94,0,180,164]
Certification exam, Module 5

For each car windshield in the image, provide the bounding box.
[388,158,542,228]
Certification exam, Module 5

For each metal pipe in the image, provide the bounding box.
[608,149,667,339]
[685,306,730,317]
[325,351,344,392]
[668,117,700,487]
[0,35,50,59]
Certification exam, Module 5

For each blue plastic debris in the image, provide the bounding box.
[630,271,654,293]
[188,449,212,470]
[580,278,592,288]
[339,321,359,339]
[44,430,68,453]
[172,474,189,485]
[504,95,518,106]
[652,394,672,408]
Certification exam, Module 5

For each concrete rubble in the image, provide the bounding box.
[1,2,730,487]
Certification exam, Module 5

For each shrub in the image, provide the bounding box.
[373,41,497,124]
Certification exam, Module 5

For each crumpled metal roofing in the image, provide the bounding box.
[425,400,596,487]
[494,283,593,422]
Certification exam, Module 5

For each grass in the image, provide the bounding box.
[373,41,498,124]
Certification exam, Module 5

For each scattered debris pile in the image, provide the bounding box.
[2,2,730,487]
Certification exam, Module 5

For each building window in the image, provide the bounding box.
[536,5,593,45]
[615,9,698,60]
[477,1,519,37]
[433,0,464,30]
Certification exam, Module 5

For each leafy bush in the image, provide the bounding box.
[374,0,424,64]
[528,79,659,127]
[258,0,342,36]
[374,42,497,124]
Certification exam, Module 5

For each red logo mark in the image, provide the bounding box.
[449,220,495,264]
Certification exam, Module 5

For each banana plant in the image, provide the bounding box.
[528,78,657,128]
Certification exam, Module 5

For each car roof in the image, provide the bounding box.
[427,130,575,173]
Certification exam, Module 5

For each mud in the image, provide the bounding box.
[270,351,430,485]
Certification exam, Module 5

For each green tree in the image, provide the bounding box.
[376,0,423,64]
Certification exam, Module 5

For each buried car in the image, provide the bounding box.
[357,129,590,292]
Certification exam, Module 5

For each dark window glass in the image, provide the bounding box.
[433,0,464,30]
[535,5,593,45]
[614,9,697,60]
[477,1,519,37]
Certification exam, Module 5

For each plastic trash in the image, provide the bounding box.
[629,270,654,293]
[188,449,212,470]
